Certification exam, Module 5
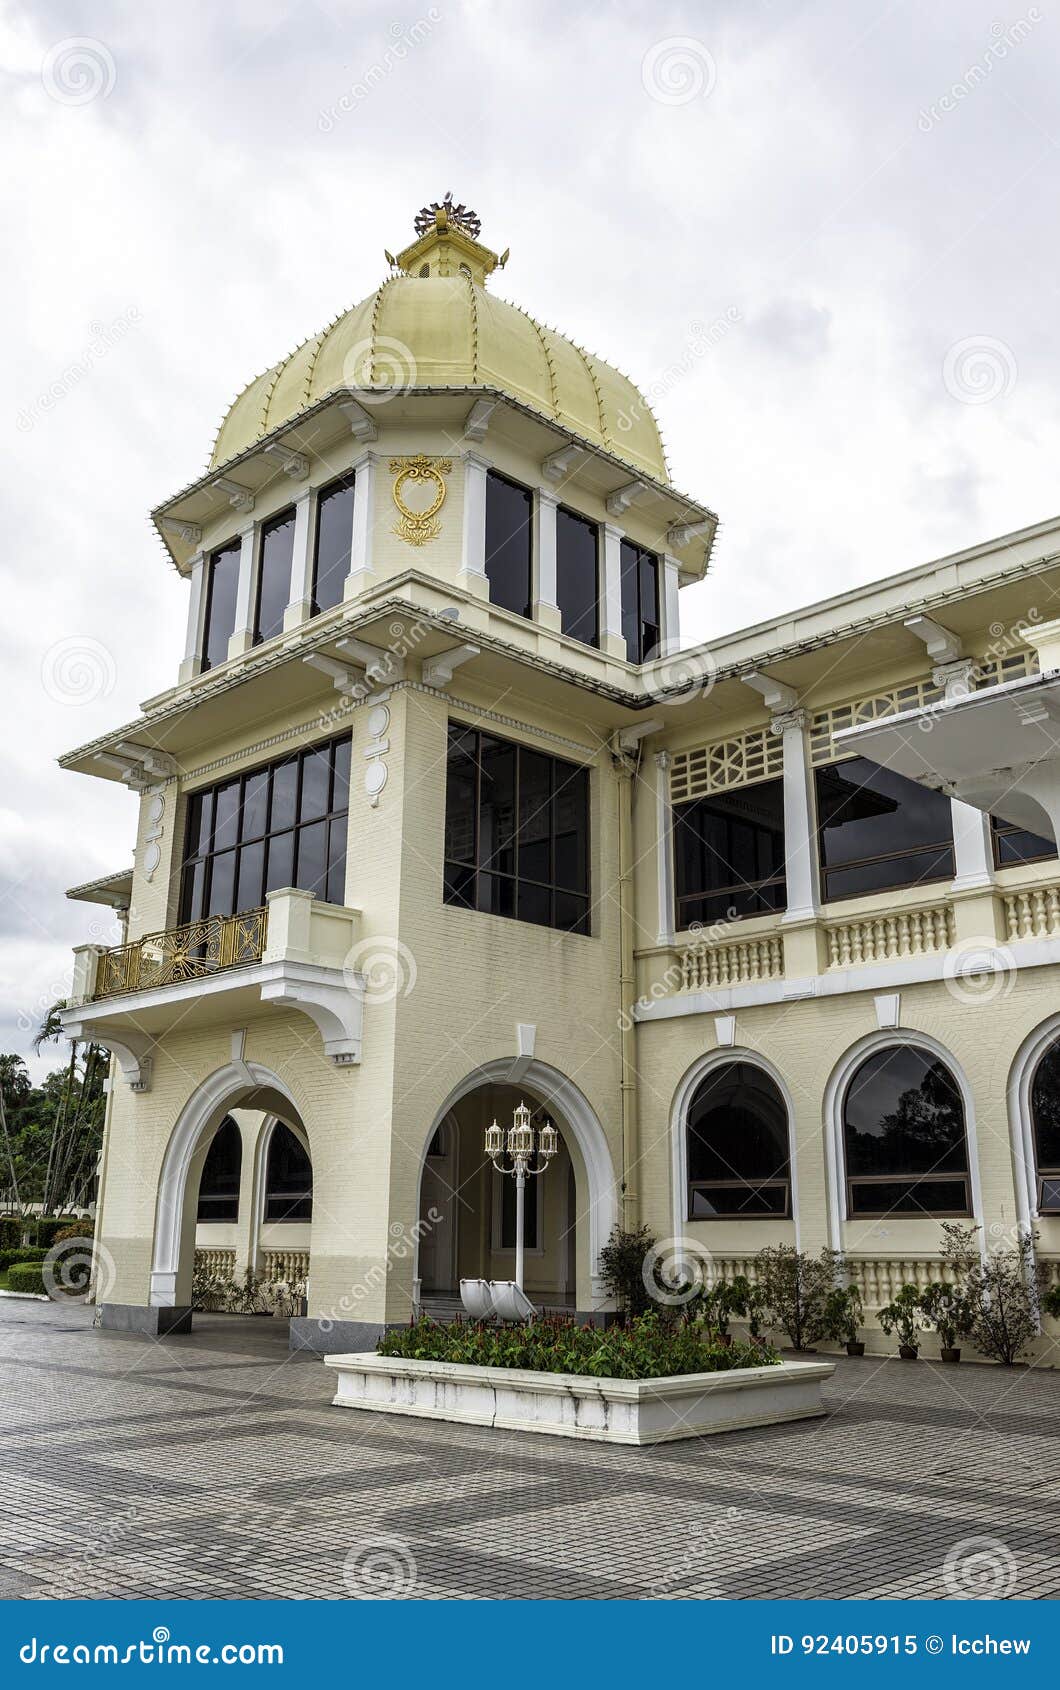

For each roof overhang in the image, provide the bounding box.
[66,868,135,909]
[834,670,1060,841]
[151,388,716,580]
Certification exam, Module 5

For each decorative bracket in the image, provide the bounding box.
[542,443,585,483]
[159,517,202,546]
[422,644,480,689]
[61,1019,155,1093]
[336,634,405,687]
[262,441,309,480]
[212,476,255,513]
[338,396,379,443]
[905,613,962,665]
[93,743,177,791]
[606,480,646,516]
[464,397,499,441]
[302,653,366,697]
[258,969,363,1066]
[667,518,712,548]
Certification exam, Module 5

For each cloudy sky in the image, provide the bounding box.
[4,0,1060,1075]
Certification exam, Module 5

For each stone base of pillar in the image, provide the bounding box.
[99,1303,194,1337]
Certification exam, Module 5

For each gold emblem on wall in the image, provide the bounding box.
[389,455,452,547]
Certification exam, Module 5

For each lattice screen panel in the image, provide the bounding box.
[809,678,943,766]
[669,727,784,803]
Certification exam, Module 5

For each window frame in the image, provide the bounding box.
[672,775,788,930]
[310,472,356,617]
[814,755,956,903]
[253,506,296,646]
[178,733,351,926]
[619,538,660,665]
[442,723,592,936]
[201,539,242,673]
[1030,1039,1060,1215]
[841,1044,972,1221]
[991,813,1057,870]
[263,1122,313,1223]
[484,468,534,620]
[196,1116,242,1223]
[684,1060,793,1222]
[555,504,600,649]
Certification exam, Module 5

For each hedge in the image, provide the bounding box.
[7,1262,48,1296]
[378,1313,778,1380]
[0,1247,47,1273]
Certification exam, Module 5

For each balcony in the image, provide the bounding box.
[92,907,269,1000]
[62,888,365,1091]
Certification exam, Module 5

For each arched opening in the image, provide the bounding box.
[414,1061,617,1314]
[1030,1040,1060,1214]
[152,1062,313,1322]
[841,1044,971,1218]
[685,1062,791,1219]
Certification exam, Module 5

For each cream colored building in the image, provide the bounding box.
[60,199,1060,1353]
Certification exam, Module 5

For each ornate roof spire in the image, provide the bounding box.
[389,194,508,286]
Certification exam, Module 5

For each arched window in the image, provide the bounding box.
[842,1045,970,1217]
[1030,1041,1060,1213]
[265,1123,313,1222]
[197,1117,241,1222]
[686,1063,791,1218]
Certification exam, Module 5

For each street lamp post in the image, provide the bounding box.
[485,1102,558,1291]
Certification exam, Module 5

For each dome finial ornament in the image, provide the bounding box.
[414,192,481,241]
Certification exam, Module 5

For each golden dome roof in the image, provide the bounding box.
[209,200,670,486]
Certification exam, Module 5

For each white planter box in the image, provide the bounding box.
[325,1352,834,1445]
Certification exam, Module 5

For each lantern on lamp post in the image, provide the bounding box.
[484,1101,558,1290]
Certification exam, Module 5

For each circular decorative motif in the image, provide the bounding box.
[366,704,391,738]
[365,761,388,797]
[392,462,446,523]
[389,455,451,548]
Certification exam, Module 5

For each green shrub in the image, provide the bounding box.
[941,1222,1050,1365]
[7,1262,47,1295]
[878,1284,926,1350]
[752,1244,844,1350]
[378,1313,778,1380]
[52,1223,92,1246]
[32,1216,79,1249]
[598,1224,659,1316]
[0,1217,23,1250]
[0,1247,47,1273]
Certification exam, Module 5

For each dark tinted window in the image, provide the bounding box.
[673,778,786,928]
[816,756,954,901]
[619,540,660,664]
[686,1063,790,1219]
[485,471,532,618]
[179,735,350,923]
[1032,1041,1060,1213]
[197,1116,241,1222]
[255,509,295,645]
[556,506,599,647]
[312,475,355,615]
[991,814,1057,869]
[443,724,590,935]
[264,1123,313,1222]
[843,1046,970,1217]
[202,541,241,672]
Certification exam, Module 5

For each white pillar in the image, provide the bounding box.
[654,750,675,944]
[227,523,257,659]
[934,658,996,890]
[179,553,207,683]
[283,490,315,631]
[662,555,681,652]
[773,707,821,924]
[344,451,376,602]
[601,522,627,659]
[457,450,490,598]
[533,489,561,631]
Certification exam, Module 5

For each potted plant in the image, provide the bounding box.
[823,1283,865,1356]
[941,1222,1052,1366]
[727,1273,770,1345]
[752,1244,843,1352]
[919,1279,969,1362]
[878,1283,925,1359]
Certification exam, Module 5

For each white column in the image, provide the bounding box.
[654,749,675,944]
[283,489,315,631]
[935,658,996,889]
[179,553,207,683]
[601,522,627,659]
[772,707,821,924]
[532,489,561,631]
[227,523,258,659]
[457,450,490,598]
[661,555,681,652]
[344,451,376,602]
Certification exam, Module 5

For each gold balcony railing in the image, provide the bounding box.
[92,906,269,1000]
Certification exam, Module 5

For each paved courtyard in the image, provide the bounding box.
[0,1299,1058,1601]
